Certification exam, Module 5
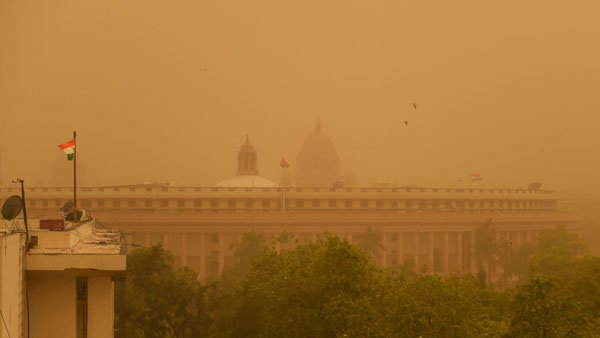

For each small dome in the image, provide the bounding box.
[295,117,342,187]
[216,175,277,188]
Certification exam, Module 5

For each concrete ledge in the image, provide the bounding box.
[27,253,126,272]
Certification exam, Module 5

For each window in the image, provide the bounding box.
[76,278,88,338]
[296,200,304,208]
[391,200,398,208]
[211,234,219,243]
[113,188,120,192]
[376,200,384,208]
[312,200,320,208]
[329,200,336,208]
[97,199,105,208]
[161,199,169,207]
[194,199,202,207]
[262,199,270,208]
[113,199,120,208]
[129,187,135,192]
[128,199,136,207]
[177,199,185,207]
[361,200,368,208]
[245,199,253,208]
[227,200,236,208]
[146,188,152,192]
[211,199,219,208]
[345,200,352,208]
[145,199,153,208]
[391,234,398,242]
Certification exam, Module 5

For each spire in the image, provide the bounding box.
[246,134,250,144]
[315,116,322,133]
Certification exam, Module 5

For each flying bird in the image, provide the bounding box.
[404,121,408,126]
[413,102,417,109]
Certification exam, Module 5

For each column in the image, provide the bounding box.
[457,232,463,272]
[218,233,225,274]
[181,233,188,267]
[470,231,476,273]
[414,232,420,272]
[428,232,434,274]
[199,233,206,280]
[444,231,449,274]
[87,276,114,338]
[382,234,388,268]
[398,233,403,266]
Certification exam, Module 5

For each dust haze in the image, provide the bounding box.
[1,1,599,225]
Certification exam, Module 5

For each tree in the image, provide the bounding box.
[380,274,508,338]
[215,235,385,338]
[354,227,385,263]
[115,244,211,338]
[505,276,597,338]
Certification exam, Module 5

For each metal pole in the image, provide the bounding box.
[281,167,286,213]
[73,131,77,209]
[20,180,29,250]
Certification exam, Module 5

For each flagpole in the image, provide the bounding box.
[73,131,77,209]
[281,167,286,213]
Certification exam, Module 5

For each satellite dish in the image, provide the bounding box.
[1,195,23,220]
[527,182,542,191]
[62,201,74,213]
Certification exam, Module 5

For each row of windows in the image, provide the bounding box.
[1,187,555,195]
[27,198,557,210]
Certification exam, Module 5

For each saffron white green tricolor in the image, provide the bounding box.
[58,139,76,161]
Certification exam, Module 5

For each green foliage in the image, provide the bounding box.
[381,273,508,338]
[115,244,211,338]
[215,235,384,338]
[354,227,385,262]
[114,227,600,338]
[505,276,597,338]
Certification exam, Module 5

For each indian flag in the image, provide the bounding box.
[58,139,76,161]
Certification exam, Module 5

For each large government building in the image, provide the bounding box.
[0,119,581,280]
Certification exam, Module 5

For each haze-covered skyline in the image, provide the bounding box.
[1,0,599,195]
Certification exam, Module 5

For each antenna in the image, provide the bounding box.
[1,195,23,220]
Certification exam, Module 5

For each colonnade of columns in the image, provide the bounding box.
[131,229,539,280]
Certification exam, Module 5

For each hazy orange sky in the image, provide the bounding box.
[1,0,599,197]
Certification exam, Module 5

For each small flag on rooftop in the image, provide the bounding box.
[58,139,76,161]
[280,157,290,168]
[471,173,482,181]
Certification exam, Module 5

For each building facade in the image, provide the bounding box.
[0,185,580,281]
[0,219,125,338]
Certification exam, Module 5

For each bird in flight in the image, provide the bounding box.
[413,102,417,109]
[404,121,408,126]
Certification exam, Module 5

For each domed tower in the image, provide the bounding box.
[295,117,342,187]
[236,135,258,176]
[216,136,277,187]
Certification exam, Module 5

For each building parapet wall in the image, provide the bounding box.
[0,186,560,215]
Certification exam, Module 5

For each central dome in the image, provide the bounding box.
[295,117,341,187]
